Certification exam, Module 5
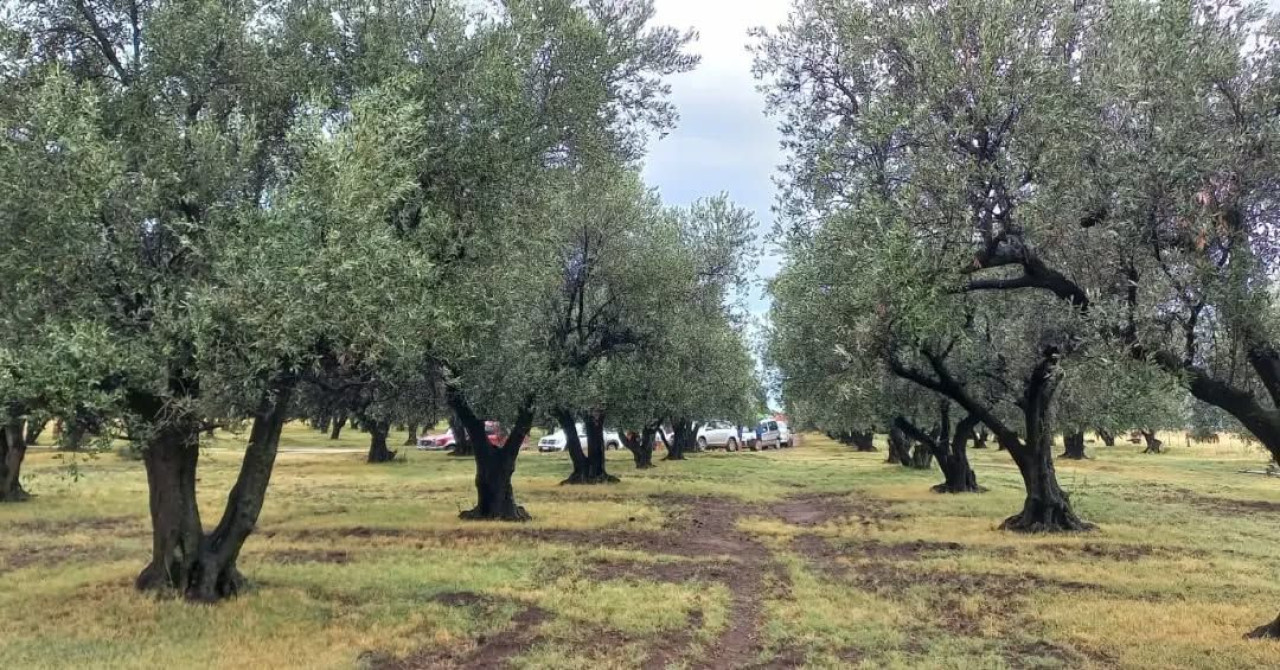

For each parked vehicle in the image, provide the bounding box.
[757,419,792,449]
[417,420,512,450]
[696,420,743,451]
[538,423,622,452]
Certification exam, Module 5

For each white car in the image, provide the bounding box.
[697,420,744,451]
[757,419,792,449]
[538,423,622,452]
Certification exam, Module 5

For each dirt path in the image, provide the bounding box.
[644,496,774,670]
[353,492,860,669]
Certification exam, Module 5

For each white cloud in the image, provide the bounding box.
[643,1,792,315]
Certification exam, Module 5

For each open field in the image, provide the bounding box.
[4,427,1280,669]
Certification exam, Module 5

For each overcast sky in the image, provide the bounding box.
[642,0,790,322]
[642,0,1280,324]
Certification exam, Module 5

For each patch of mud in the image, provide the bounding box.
[265,549,352,565]
[1001,639,1087,669]
[0,543,121,573]
[372,592,550,670]
[769,493,901,528]
[792,535,964,566]
[1129,485,1280,517]
[10,516,141,535]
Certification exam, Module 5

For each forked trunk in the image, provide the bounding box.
[365,419,396,463]
[328,414,347,440]
[1141,430,1163,454]
[1060,431,1087,460]
[894,414,981,493]
[1,411,30,502]
[623,424,658,469]
[561,410,618,484]
[451,388,535,522]
[137,379,296,602]
[1096,428,1116,447]
[935,415,983,493]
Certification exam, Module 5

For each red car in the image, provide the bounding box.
[416,421,519,450]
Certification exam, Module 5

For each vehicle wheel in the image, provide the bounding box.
[727,438,738,452]
[697,437,708,451]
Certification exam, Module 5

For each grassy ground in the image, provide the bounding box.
[3,426,1280,669]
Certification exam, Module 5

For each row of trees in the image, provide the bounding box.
[759,0,1280,636]
[0,0,760,602]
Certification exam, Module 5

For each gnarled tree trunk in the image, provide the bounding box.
[887,420,912,465]
[561,410,618,484]
[895,413,982,493]
[622,423,659,469]
[1141,430,1163,454]
[328,413,347,440]
[830,430,877,451]
[136,377,295,601]
[365,419,395,463]
[404,423,419,446]
[999,362,1093,532]
[666,418,696,460]
[1,407,30,502]
[1096,428,1115,447]
[1060,431,1087,460]
[451,390,534,522]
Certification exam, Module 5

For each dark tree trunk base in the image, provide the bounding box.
[459,505,532,522]
[1060,432,1087,460]
[931,482,986,494]
[1246,613,1280,639]
[136,557,247,602]
[0,486,30,502]
[560,471,621,485]
[999,497,1095,533]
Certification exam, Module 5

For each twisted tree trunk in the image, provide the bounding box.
[622,423,659,469]
[1141,430,1163,454]
[404,423,419,446]
[328,413,347,440]
[136,376,295,601]
[451,389,534,522]
[666,418,696,460]
[887,421,912,465]
[561,410,619,484]
[365,419,396,463]
[1096,428,1115,447]
[998,359,1093,532]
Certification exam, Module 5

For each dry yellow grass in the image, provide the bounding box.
[2,426,1280,668]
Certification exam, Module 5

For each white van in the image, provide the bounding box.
[757,419,792,449]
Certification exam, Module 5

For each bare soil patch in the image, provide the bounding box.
[0,543,113,573]
[265,549,352,565]
[373,591,549,670]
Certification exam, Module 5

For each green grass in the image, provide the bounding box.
[3,427,1280,668]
